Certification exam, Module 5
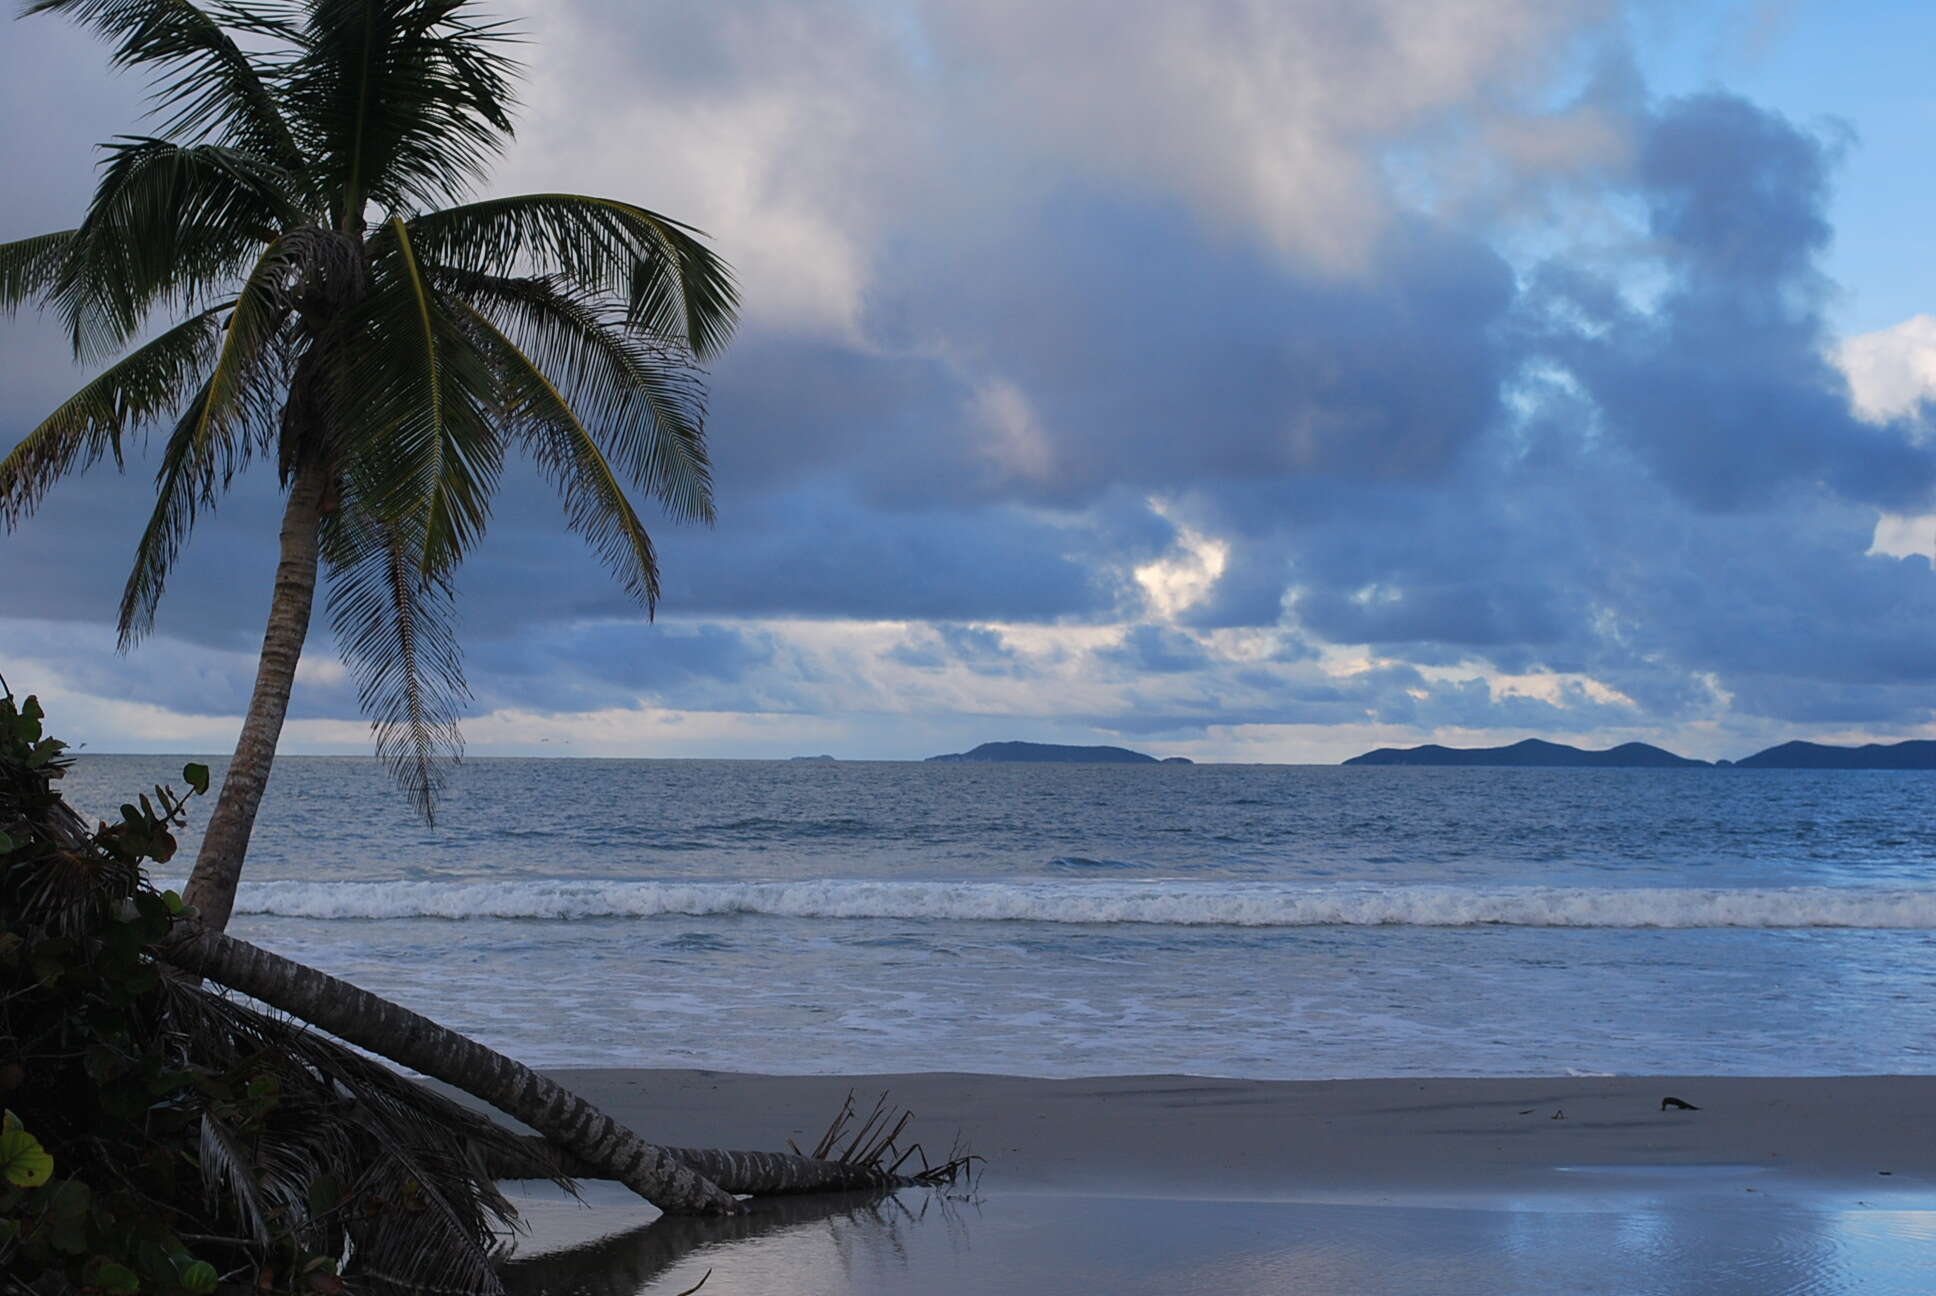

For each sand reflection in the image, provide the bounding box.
[498,1182,1936,1296]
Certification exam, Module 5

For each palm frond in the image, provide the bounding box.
[159,980,535,1294]
[51,138,302,359]
[199,1110,274,1246]
[445,269,713,525]
[0,230,77,313]
[331,218,502,580]
[282,0,519,230]
[456,298,663,610]
[320,502,469,822]
[0,307,228,529]
[401,193,738,359]
[111,239,301,645]
[24,0,306,171]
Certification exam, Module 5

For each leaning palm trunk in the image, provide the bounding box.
[162,919,743,1215]
[184,460,329,933]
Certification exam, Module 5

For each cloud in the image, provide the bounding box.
[932,0,1615,271]
[1098,625,1210,675]
[1840,314,1936,424]
[6,5,1936,760]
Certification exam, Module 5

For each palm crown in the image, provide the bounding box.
[0,0,738,820]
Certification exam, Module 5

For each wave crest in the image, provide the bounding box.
[215,880,1936,929]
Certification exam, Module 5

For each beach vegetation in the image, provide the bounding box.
[3,691,973,1290]
[0,688,551,1293]
[0,0,738,932]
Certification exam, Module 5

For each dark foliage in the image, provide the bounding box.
[0,692,549,1294]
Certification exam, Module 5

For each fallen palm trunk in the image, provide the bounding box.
[161,920,742,1215]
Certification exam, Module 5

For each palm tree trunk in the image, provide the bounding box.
[160,920,743,1215]
[184,460,329,933]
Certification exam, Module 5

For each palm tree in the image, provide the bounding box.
[0,0,737,932]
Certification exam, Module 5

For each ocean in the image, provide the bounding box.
[63,755,1936,1079]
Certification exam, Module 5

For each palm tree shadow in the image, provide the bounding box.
[498,1190,945,1296]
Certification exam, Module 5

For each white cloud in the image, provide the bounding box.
[1839,314,1936,425]
[932,0,1615,271]
[1835,316,1936,558]
[1133,504,1229,620]
[508,0,932,339]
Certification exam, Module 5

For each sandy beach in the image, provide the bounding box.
[547,1068,1936,1201]
[493,1070,1936,1295]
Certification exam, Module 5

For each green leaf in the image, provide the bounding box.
[306,1173,342,1217]
[91,1259,141,1294]
[161,889,185,915]
[182,762,210,795]
[179,1260,219,1295]
[0,1112,54,1187]
[0,829,14,853]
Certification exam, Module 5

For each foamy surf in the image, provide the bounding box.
[205,879,1936,929]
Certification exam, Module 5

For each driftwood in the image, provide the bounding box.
[159,921,966,1214]
[492,1090,970,1195]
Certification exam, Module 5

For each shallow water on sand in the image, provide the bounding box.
[497,1182,1936,1296]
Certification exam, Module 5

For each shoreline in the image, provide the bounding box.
[537,1069,1936,1205]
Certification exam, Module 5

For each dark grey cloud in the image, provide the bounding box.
[1534,95,1934,514]
[1098,625,1209,675]
[886,622,1019,674]
[464,621,780,714]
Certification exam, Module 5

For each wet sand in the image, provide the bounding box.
[546,1069,1936,1203]
[493,1071,1936,1295]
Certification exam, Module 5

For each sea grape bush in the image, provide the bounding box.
[0,692,341,1295]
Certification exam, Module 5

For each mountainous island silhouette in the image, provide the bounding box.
[1343,737,1936,769]
[927,741,1193,765]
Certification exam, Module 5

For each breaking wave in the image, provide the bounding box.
[218,879,1936,929]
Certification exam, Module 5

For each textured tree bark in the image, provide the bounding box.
[492,1134,924,1195]
[160,921,743,1215]
[183,459,330,932]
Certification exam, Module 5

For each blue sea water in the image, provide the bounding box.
[61,755,1936,1077]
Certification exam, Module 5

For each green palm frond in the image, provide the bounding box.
[401,193,738,359]
[116,238,299,644]
[52,138,303,359]
[116,382,217,648]
[0,230,77,313]
[0,306,228,528]
[336,217,503,580]
[446,269,713,525]
[24,0,306,171]
[10,0,738,830]
[321,501,469,822]
[284,0,519,230]
[457,298,663,610]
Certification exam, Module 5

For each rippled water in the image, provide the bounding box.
[61,755,1936,1076]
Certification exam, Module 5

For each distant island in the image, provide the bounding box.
[1733,739,1936,769]
[927,741,1193,765]
[1343,738,1707,768]
[787,754,838,762]
[1343,736,1936,769]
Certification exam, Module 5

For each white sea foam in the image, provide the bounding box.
[216,879,1936,929]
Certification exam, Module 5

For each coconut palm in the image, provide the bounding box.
[0,0,737,931]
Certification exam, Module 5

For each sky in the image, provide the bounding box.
[5,0,1936,764]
